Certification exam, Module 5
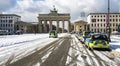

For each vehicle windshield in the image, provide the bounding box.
[50,31,56,35]
[84,32,91,35]
[92,34,108,41]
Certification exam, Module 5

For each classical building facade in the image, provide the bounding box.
[87,13,120,33]
[38,7,71,33]
[0,14,21,34]
[15,21,38,33]
[74,20,88,32]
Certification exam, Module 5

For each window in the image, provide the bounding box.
[11,24,13,27]
[94,24,96,27]
[101,24,102,27]
[98,29,99,32]
[104,19,105,22]
[92,19,96,22]
[3,24,5,27]
[101,19,102,21]
[113,19,114,22]
[97,19,99,22]
[8,29,10,32]
[1,24,2,27]
[110,19,111,21]
[113,29,115,31]
[116,19,118,22]
[3,20,5,22]
[104,24,105,27]
[91,24,93,27]
[92,29,93,31]
[104,29,106,32]
[6,24,7,27]
[116,24,118,26]
[113,24,114,26]
[95,29,96,32]
[116,15,118,17]
[98,24,99,27]
[9,20,13,23]
[8,24,10,27]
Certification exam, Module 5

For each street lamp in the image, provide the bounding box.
[106,0,111,42]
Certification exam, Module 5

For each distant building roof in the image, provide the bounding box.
[15,21,32,26]
[29,22,38,24]
[88,13,120,15]
[0,14,21,17]
[74,20,88,23]
[15,21,38,26]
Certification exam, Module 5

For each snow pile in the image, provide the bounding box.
[0,34,49,47]
[111,35,120,40]
[110,35,120,53]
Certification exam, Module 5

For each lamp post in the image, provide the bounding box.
[106,0,111,42]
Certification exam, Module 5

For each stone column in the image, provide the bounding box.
[62,21,64,33]
[39,20,42,33]
[49,20,52,31]
[44,20,47,33]
[85,25,87,31]
[74,24,76,31]
[56,21,59,33]
[68,20,71,33]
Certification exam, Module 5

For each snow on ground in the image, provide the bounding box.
[110,35,120,53]
[0,33,66,65]
[0,34,49,47]
[0,33,120,65]
[0,33,66,48]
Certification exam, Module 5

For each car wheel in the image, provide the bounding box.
[106,48,111,51]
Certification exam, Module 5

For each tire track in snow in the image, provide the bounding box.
[5,38,62,66]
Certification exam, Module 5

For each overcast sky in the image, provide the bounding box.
[0,0,120,22]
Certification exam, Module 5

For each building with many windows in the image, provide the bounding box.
[0,14,21,34]
[87,13,120,33]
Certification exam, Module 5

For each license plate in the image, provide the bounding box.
[98,40,103,44]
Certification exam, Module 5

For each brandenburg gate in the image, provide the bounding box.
[38,6,71,33]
